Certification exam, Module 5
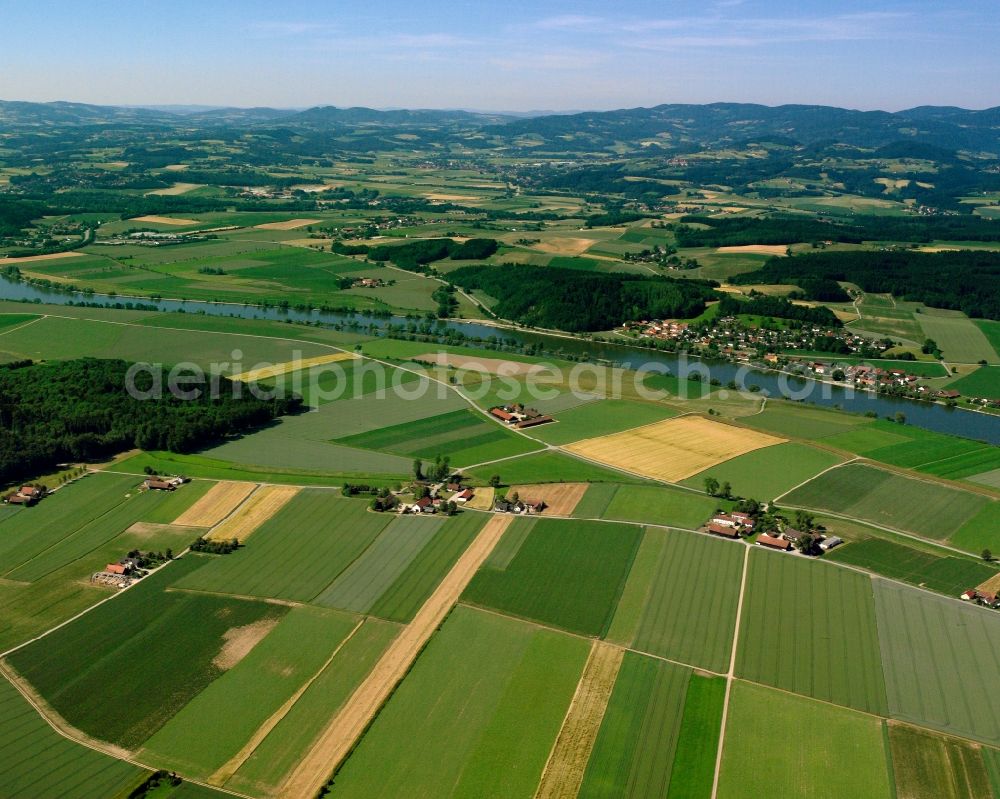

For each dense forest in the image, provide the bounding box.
[452,265,719,331]
[731,250,1000,318]
[718,294,843,327]
[343,237,499,272]
[0,359,302,484]
[675,214,1000,248]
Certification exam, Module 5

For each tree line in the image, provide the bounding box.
[0,358,302,485]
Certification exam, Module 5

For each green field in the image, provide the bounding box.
[665,676,727,799]
[741,402,872,439]
[0,312,40,330]
[599,484,731,530]
[736,550,888,714]
[975,319,1000,360]
[141,605,359,778]
[717,682,892,799]
[949,366,1000,399]
[578,653,691,799]
[174,491,392,602]
[329,606,588,799]
[875,578,1000,745]
[608,528,745,672]
[527,399,678,445]
[888,723,994,799]
[463,517,642,637]
[573,483,621,518]
[7,556,285,749]
[0,676,146,798]
[227,618,399,796]
[781,462,993,543]
[827,537,998,596]
[681,442,845,501]
[334,407,543,466]
[951,504,1000,552]
[468,451,649,486]
[917,309,1000,364]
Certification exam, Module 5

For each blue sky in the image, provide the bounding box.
[1,1,997,111]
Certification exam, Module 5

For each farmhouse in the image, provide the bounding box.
[4,484,48,506]
[707,522,740,538]
[494,497,546,515]
[144,478,175,491]
[757,533,791,551]
[453,488,475,503]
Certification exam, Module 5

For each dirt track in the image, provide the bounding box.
[277,515,513,799]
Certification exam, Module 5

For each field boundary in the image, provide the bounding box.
[276,515,513,798]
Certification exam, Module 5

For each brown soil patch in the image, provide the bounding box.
[565,415,784,483]
[213,618,280,671]
[423,193,481,202]
[163,164,189,171]
[125,521,202,538]
[145,182,200,196]
[230,352,357,382]
[132,215,201,226]
[253,219,322,231]
[277,515,513,799]
[533,237,595,256]
[716,244,789,256]
[173,481,257,528]
[207,485,299,542]
[509,483,589,516]
[0,251,87,265]
[976,572,1000,596]
[534,642,624,799]
[413,351,545,377]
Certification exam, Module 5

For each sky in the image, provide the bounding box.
[1,0,998,112]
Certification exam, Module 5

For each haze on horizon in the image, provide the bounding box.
[2,0,998,113]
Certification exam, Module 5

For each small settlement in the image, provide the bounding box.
[702,510,842,554]
[960,588,1000,608]
[3,484,48,506]
[489,404,554,430]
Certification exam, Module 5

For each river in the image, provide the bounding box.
[3,277,999,445]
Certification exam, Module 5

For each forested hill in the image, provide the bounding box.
[451,265,719,331]
[0,359,302,484]
[730,250,1000,319]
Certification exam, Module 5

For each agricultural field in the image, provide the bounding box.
[717,682,893,799]
[6,556,287,749]
[681,441,845,501]
[577,653,692,799]
[741,401,875,439]
[334,407,543,466]
[599,483,732,529]
[174,480,257,528]
[565,415,784,483]
[917,309,1000,364]
[205,485,300,542]
[506,482,589,515]
[462,517,643,637]
[874,578,1000,745]
[662,675,727,799]
[781,462,994,543]
[607,528,745,672]
[736,550,888,714]
[826,537,999,597]
[948,365,1000,399]
[173,490,392,602]
[140,605,359,780]
[0,676,147,798]
[526,399,679,445]
[887,723,994,799]
[328,606,589,799]
[468,450,650,486]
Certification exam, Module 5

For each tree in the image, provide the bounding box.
[794,509,815,531]
[894,412,907,425]
[489,474,501,488]
[413,458,424,480]
[831,368,846,382]
[983,549,993,562]
[703,476,720,497]
[721,481,733,500]
[795,531,821,556]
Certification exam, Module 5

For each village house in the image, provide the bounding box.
[144,478,175,491]
[452,488,475,503]
[5,484,48,506]
[706,522,740,539]
[756,533,792,551]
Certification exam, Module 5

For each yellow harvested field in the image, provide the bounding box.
[413,351,545,377]
[253,218,322,231]
[207,485,300,542]
[464,486,495,511]
[535,642,623,799]
[1,251,87,265]
[917,246,961,253]
[976,572,1000,596]
[716,244,789,255]
[145,182,200,196]
[278,515,512,799]
[132,215,201,226]
[173,481,257,528]
[509,483,589,516]
[281,237,331,248]
[423,193,481,202]
[533,237,595,256]
[565,415,784,482]
[163,164,189,171]
[230,352,357,382]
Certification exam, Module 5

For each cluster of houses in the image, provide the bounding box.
[703,511,842,553]
[3,484,48,506]
[351,277,386,289]
[91,555,146,589]
[398,480,475,515]
[960,587,1000,608]
[489,404,554,430]
[493,496,547,515]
